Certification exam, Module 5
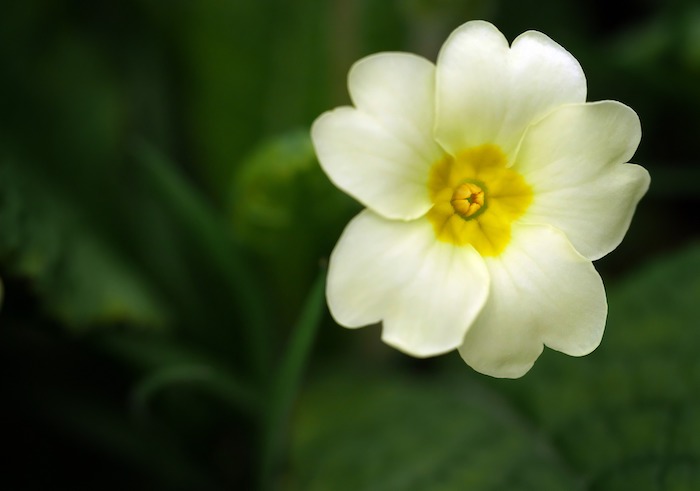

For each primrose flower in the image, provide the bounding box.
[312,20,649,378]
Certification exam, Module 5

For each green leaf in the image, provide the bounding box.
[162,0,274,202]
[46,396,218,490]
[288,244,700,490]
[0,157,168,330]
[289,368,577,490]
[230,129,353,251]
[229,129,356,326]
[132,363,258,417]
[133,140,271,377]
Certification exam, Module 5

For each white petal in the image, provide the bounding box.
[349,53,441,162]
[516,101,649,260]
[326,210,489,357]
[435,21,586,157]
[312,53,443,220]
[458,224,607,378]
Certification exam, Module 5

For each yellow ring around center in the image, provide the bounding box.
[426,144,532,257]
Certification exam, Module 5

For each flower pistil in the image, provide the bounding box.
[450,181,485,218]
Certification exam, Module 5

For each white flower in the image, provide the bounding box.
[311,20,650,378]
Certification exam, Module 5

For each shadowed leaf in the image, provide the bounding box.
[288,244,700,490]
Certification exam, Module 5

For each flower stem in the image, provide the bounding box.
[258,269,326,490]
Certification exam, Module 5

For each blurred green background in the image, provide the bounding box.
[0,0,699,489]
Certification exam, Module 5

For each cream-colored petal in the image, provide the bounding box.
[312,53,443,220]
[515,101,649,260]
[435,21,586,158]
[458,224,606,378]
[349,53,442,164]
[326,210,489,357]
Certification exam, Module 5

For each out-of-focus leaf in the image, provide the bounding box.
[133,140,271,378]
[158,0,272,202]
[288,244,700,490]
[610,2,700,74]
[503,242,700,489]
[289,367,577,490]
[158,0,339,202]
[599,1,700,171]
[46,397,218,490]
[260,271,326,490]
[230,130,319,247]
[230,130,356,324]
[132,363,258,418]
[0,158,168,330]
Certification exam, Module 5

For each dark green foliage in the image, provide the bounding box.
[0,0,698,489]
[290,245,700,490]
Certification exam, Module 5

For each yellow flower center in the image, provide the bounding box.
[426,144,533,256]
[450,182,485,218]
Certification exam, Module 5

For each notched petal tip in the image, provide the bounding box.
[589,100,642,161]
[459,336,544,379]
[457,224,607,378]
[312,51,443,221]
[435,20,588,157]
[440,20,507,49]
[516,101,648,261]
[327,212,491,360]
[311,106,435,221]
[464,351,542,379]
[347,51,435,108]
[631,162,652,195]
[381,331,458,359]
